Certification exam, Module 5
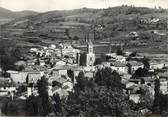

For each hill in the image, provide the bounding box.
[0,7,38,25]
[1,6,168,53]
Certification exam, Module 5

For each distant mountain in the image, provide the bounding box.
[0,7,38,25]
[15,10,39,18]
[0,7,38,18]
[4,6,167,29]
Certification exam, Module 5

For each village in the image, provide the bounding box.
[0,3,167,116]
[0,33,168,115]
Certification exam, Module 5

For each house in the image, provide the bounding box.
[126,82,141,104]
[110,62,128,74]
[30,48,38,53]
[150,62,164,70]
[105,53,126,63]
[40,60,45,66]
[50,76,73,98]
[0,77,11,83]
[27,87,38,97]
[0,87,17,96]
[52,87,69,99]
[142,77,155,86]
[55,60,66,66]
[127,61,144,74]
[6,70,28,84]
[128,32,139,37]
[52,65,85,78]
[52,66,68,77]
[27,72,41,84]
[128,79,141,85]
[121,74,132,84]
[27,60,36,66]
[158,72,168,94]
[158,72,168,79]
[102,62,128,74]
[129,94,141,104]
[160,79,168,95]
[126,82,140,94]
[62,81,73,92]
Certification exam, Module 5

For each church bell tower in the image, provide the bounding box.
[86,37,95,66]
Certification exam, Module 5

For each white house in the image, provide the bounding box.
[150,62,164,70]
[55,60,66,66]
[6,70,28,84]
[110,62,128,74]
[27,72,41,84]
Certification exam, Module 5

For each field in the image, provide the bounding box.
[0,18,12,25]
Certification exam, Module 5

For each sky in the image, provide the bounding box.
[0,0,167,12]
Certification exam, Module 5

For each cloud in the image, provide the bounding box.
[0,0,167,12]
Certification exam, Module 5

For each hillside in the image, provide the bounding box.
[3,6,167,30]
[0,7,38,25]
[1,6,168,53]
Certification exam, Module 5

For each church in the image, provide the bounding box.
[76,38,95,66]
[85,39,95,66]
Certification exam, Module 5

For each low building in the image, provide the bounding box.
[129,94,141,104]
[105,53,126,63]
[0,87,17,96]
[158,72,168,94]
[160,79,168,95]
[52,66,68,77]
[150,62,164,70]
[110,62,128,74]
[127,61,144,74]
[6,70,28,84]
[27,72,42,84]
[55,60,66,66]
[102,62,128,74]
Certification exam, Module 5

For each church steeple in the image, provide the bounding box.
[87,39,93,53]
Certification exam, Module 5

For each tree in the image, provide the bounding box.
[0,40,21,72]
[56,67,138,116]
[37,76,52,116]
[142,57,150,70]
[52,93,62,115]
[62,80,137,117]
[1,53,17,71]
[26,95,39,116]
[139,86,154,110]
[74,71,88,92]
[132,67,149,78]
[1,99,24,116]
[116,48,124,56]
[95,67,122,89]
[153,79,161,114]
[67,69,74,83]
[159,94,168,116]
